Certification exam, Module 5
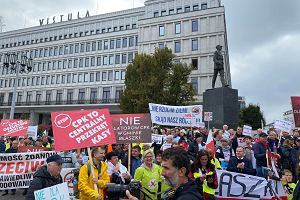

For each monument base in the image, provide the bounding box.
[203,87,239,129]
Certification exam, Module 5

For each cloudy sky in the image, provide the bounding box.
[1,0,299,124]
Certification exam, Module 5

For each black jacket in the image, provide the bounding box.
[227,157,255,175]
[293,181,300,200]
[26,165,63,200]
[253,142,267,167]
[166,180,203,200]
[5,147,18,153]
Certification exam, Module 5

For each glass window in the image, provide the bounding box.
[56,75,60,84]
[192,20,198,32]
[90,88,97,103]
[84,73,89,82]
[175,23,181,34]
[67,89,73,103]
[154,11,159,17]
[122,54,127,64]
[56,90,63,103]
[128,53,133,63]
[201,3,207,10]
[64,45,69,54]
[68,60,72,68]
[36,92,42,104]
[108,71,113,81]
[78,89,85,103]
[122,38,127,48]
[191,78,198,94]
[158,43,164,49]
[86,43,91,52]
[85,58,90,67]
[169,9,174,15]
[97,40,102,50]
[185,6,190,12]
[69,44,74,54]
[96,72,101,81]
[79,58,83,68]
[103,56,108,65]
[109,55,114,65]
[177,7,182,13]
[115,54,120,64]
[44,48,48,57]
[121,71,126,80]
[110,40,115,49]
[92,42,96,51]
[115,71,120,80]
[192,58,198,70]
[67,74,71,83]
[90,73,95,82]
[193,4,199,11]
[102,87,110,102]
[159,26,165,36]
[161,10,167,16]
[192,39,198,51]
[75,43,79,53]
[116,39,121,48]
[78,73,83,83]
[59,46,63,55]
[129,37,134,47]
[102,71,107,81]
[61,75,66,84]
[72,74,77,83]
[97,57,101,66]
[104,40,108,50]
[74,59,78,68]
[175,41,181,53]
[91,57,95,66]
[63,60,67,69]
[80,43,85,52]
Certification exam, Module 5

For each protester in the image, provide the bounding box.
[227,146,255,175]
[192,150,218,200]
[216,137,235,169]
[26,154,63,200]
[188,133,205,161]
[154,150,163,166]
[291,137,300,179]
[122,145,142,177]
[268,130,280,153]
[106,151,131,184]
[2,139,19,196]
[222,125,230,139]
[232,126,244,152]
[213,129,223,149]
[253,132,269,178]
[134,149,162,200]
[161,135,174,151]
[281,169,296,200]
[0,136,5,153]
[280,138,294,171]
[78,147,110,200]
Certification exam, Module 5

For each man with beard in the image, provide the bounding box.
[126,147,203,200]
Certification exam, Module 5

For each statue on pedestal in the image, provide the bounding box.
[212,45,227,88]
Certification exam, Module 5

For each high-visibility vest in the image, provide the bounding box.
[211,158,221,169]
[194,171,215,195]
[5,143,10,151]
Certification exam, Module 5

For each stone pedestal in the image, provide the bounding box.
[203,87,239,129]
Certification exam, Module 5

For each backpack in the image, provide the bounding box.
[73,162,102,199]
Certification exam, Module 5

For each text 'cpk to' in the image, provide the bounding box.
[39,10,90,26]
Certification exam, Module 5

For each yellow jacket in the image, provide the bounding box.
[78,160,110,200]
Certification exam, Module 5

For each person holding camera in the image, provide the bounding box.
[78,147,110,200]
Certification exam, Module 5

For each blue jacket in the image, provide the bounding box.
[291,146,300,167]
[253,142,267,167]
[0,141,6,153]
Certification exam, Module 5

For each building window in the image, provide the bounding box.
[46,91,52,104]
[158,43,164,49]
[97,57,101,66]
[67,74,71,83]
[121,71,126,80]
[72,74,77,83]
[68,60,73,68]
[177,7,182,13]
[115,54,120,64]
[59,46,63,55]
[26,91,32,103]
[122,38,127,48]
[75,43,79,53]
[191,78,198,94]
[56,90,63,103]
[104,40,108,50]
[161,10,167,16]
[86,42,91,52]
[122,54,127,64]
[175,41,181,53]
[115,87,123,102]
[96,72,101,81]
[175,23,181,34]
[185,6,190,12]
[84,73,89,82]
[67,89,73,104]
[92,42,96,51]
[17,92,22,103]
[193,4,199,11]
[192,58,198,70]
[159,25,165,36]
[115,71,120,80]
[78,73,83,83]
[79,58,83,68]
[192,20,198,32]
[201,3,207,10]
[64,45,69,54]
[110,40,115,49]
[73,59,78,68]
[97,41,102,50]
[108,71,113,81]
[102,87,111,102]
[62,75,66,84]
[69,44,74,54]
[154,11,159,17]
[90,72,95,82]
[36,92,42,104]
[91,57,95,66]
[169,9,174,15]
[116,39,121,48]
[103,56,108,65]
[80,43,85,52]
[90,88,97,103]
[102,71,107,81]
[192,39,198,51]
[109,55,114,65]
[78,89,85,103]
[85,58,90,67]
[128,53,133,63]
[129,37,134,47]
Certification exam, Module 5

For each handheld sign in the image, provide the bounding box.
[112,114,152,144]
[34,182,70,200]
[274,119,293,133]
[152,134,164,144]
[51,109,116,151]
[291,96,300,127]
[242,125,252,136]
[204,112,213,121]
[0,119,30,137]
[27,125,38,140]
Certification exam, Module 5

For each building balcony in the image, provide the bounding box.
[0,98,121,106]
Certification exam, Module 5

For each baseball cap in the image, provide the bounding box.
[46,154,63,164]
[260,132,268,137]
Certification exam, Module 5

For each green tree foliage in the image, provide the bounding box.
[120,48,195,113]
[239,104,266,129]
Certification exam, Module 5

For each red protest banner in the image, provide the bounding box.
[51,109,116,151]
[111,114,152,144]
[0,119,30,137]
[291,96,300,127]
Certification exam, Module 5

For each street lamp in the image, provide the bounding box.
[1,52,33,119]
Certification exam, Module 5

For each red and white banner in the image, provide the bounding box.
[0,119,30,137]
[0,151,56,190]
[216,170,288,200]
[291,96,300,127]
[111,113,152,144]
[51,109,116,151]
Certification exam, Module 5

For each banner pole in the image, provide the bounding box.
[87,147,99,192]
[128,144,132,175]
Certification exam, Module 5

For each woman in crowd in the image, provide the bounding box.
[213,130,223,149]
[215,137,235,169]
[134,149,162,200]
[188,133,205,161]
[280,138,294,171]
[192,149,218,200]
[268,131,280,153]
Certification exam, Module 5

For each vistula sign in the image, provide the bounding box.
[39,10,90,26]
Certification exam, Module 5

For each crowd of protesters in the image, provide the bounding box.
[1,125,300,200]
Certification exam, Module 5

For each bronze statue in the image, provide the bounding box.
[212,45,226,88]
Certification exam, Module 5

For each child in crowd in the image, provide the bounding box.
[281,169,296,200]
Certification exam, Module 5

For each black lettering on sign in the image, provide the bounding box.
[230,174,246,197]
[218,172,233,196]
[244,178,263,198]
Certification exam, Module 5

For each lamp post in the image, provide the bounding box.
[2,52,33,119]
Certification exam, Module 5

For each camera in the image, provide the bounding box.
[106,180,142,200]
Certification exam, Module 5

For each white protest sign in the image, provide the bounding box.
[151,134,164,144]
[274,119,293,133]
[34,182,70,200]
[237,137,246,147]
[216,170,287,200]
[242,125,252,136]
[27,126,38,140]
[149,103,203,127]
[61,168,76,200]
[204,112,213,121]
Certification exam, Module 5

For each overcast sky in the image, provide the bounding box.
[1,0,299,124]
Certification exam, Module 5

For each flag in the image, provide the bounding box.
[205,130,215,157]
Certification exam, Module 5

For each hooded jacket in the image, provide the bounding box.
[26,165,63,200]
[166,180,203,200]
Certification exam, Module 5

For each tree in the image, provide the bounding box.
[239,104,266,129]
[120,48,195,113]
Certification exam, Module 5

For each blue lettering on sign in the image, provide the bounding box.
[35,191,45,200]
[175,108,188,113]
